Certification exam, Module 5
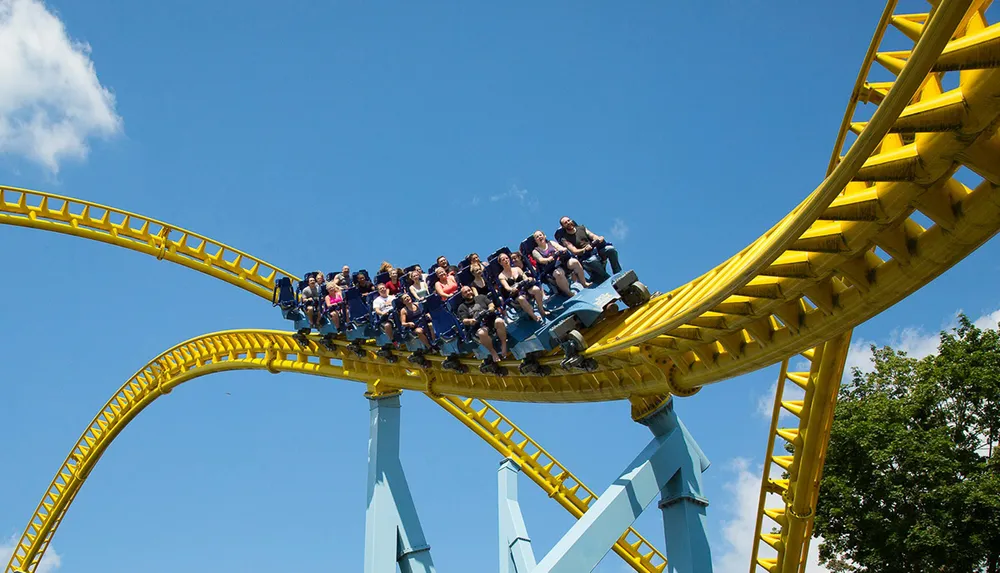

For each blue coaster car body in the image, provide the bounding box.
[509,270,635,360]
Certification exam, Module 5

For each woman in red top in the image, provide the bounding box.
[385,268,403,295]
[434,266,459,300]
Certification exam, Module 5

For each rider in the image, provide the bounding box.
[299,274,323,328]
[456,285,508,363]
[557,217,621,281]
[372,283,396,343]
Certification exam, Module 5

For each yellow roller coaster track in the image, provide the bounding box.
[586,0,1000,394]
[3,1,1000,572]
[3,331,665,573]
[0,187,297,300]
[6,2,1000,403]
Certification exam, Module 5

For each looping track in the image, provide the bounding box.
[2,330,666,573]
[4,1,1000,572]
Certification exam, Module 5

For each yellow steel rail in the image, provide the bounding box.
[749,332,852,573]
[588,2,1000,396]
[433,395,666,572]
[4,331,665,573]
[825,0,899,175]
[1,5,998,404]
[0,186,298,300]
[747,4,1000,570]
[4,2,1000,401]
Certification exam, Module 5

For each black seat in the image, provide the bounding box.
[272,276,297,309]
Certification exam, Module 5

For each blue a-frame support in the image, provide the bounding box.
[365,393,436,573]
[499,399,713,573]
[498,459,538,573]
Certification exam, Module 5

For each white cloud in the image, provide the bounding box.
[973,308,1000,331]
[1,536,62,573]
[740,308,1000,571]
[610,218,629,242]
[756,381,778,419]
[0,0,122,172]
[713,458,830,573]
[844,307,1000,376]
[487,184,539,211]
[756,378,807,421]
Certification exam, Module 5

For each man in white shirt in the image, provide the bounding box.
[372,283,397,342]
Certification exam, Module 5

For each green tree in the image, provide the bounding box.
[813,314,1000,573]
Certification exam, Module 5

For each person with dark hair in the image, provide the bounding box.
[497,252,547,322]
[299,275,323,328]
[558,216,621,279]
[355,272,375,295]
[398,293,434,349]
[435,255,458,275]
[531,230,589,297]
[456,285,507,363]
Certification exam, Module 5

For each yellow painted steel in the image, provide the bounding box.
[748,333,852,573]
[743,3,1000,570]
[1,4,996,403]
[4,2,1000,572]
[3,331,665,573]
[0,186,298,300]
[586,0,1000,391]
[433,395,667,572]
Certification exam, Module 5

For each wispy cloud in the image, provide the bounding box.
[0,0,122,172]
[610,218,629,241]
[844,307,999,376]
[755,306,1000,419]
[713,458,831,573]
[484,184,539,210]
[1,535,62,572]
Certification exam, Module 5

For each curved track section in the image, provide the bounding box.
[0,186,297,300]
[2,3,999,405]
[4,332,664,573]
[587,0,1000,393]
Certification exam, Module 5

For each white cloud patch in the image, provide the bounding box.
[740,308,1000,570]
[487,184,539,210]
[0,0,122,171]
[844,307,1000,376]
[713,458,830,573]
[974,308,1000,331]
[1,536,62,573]
[610,218,629,241]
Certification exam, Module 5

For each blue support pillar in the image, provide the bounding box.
[498,459,537,573]
[644,414,712,573]
[533,400,712,573]
[364,393,435,573]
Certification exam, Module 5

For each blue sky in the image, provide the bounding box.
[2,1,1000,572]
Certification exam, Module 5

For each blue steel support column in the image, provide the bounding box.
[364,392,435,573]
[498,459,537,573]
[639,401,713,573]
[533,399,712,573]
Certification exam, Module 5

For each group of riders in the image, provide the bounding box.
[293,217,623,364]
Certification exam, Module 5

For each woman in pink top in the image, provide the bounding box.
[434,266,459,300]
[324,282,344,330]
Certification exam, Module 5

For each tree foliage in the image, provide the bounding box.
[813,314,1000,573]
